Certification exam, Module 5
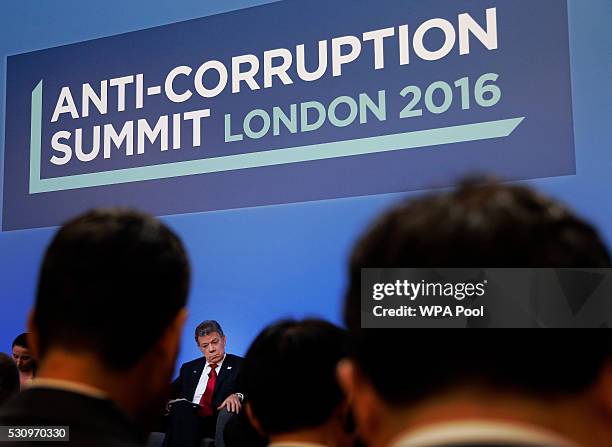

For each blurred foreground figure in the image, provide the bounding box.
[0,353,20,405]
[0,209,190,447]
[340,181,612,447]
[11,333,35,388]
[243,319,356,447]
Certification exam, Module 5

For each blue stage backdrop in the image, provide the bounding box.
[1,0,611,364]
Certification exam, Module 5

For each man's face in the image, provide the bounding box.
[197,332,226,365]
[12,345,34,372]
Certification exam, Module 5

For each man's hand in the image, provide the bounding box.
[218,394,242,413]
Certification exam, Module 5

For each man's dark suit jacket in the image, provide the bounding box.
[171,353,243,413]
[0,387,144,447]
[164,354,243,446]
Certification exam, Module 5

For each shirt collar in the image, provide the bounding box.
[390,420,578,447]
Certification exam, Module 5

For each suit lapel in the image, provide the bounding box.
[212,355,234,402]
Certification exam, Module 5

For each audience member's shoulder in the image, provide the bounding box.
[0,388,143,447]
[0,388,50,420]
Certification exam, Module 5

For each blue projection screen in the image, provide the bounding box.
[0,0,611,361]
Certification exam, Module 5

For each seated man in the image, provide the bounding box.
[165,320,243,447]
[11,333,35,388]
[0,209,190,447]
[242,319,355,447]
[339,180,612,447]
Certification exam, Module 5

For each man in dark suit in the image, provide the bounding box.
[0,209,190,447]
[339,181,612,447]
[165,320,243,447]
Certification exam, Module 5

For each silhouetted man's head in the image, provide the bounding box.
[243,319,352,445]
[345,180,610,329]
[340,180,612,447]
[33,208,190,370]
[28,208,190,427]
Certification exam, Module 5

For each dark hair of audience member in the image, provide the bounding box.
[243,319,348,435]
[34,208,190,370]
[11,332,36,377]
[344,180,612,406]
[11,334,28,349]
[0,353,20,405]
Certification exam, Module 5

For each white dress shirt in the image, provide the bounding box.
[192,353,226,404]
[390,420,578,447]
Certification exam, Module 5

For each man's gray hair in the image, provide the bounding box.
[194,320,224,341]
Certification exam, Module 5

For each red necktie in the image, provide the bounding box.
[198,363,217,417]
